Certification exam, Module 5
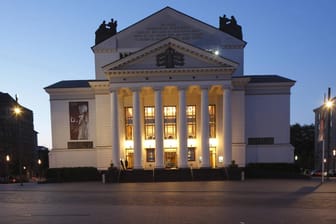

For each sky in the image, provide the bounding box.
[1,0,336,148]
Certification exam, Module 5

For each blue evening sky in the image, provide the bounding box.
[1,0,335,148]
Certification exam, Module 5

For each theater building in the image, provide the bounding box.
[45,7,295,170]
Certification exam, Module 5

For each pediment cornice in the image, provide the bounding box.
[102,37,238,72]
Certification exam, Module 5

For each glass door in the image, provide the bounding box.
[164,151,177,168]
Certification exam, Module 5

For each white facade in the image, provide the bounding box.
[45,7,295,170]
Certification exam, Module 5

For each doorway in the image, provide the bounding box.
[164,150,177,168]
[210,147,216,168]
[125,151,134,169]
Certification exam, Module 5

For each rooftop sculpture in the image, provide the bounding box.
[95,19,117,45]
[219,15,243,40]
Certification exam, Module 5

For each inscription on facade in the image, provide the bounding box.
[134,24,203,41]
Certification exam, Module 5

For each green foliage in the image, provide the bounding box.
[46,167,100,182]
[290,123,315,169]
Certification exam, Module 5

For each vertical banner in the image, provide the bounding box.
[69,102,89,140]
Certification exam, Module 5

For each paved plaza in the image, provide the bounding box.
[1,178,336,224]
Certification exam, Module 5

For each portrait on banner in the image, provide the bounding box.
[69,102,89,140]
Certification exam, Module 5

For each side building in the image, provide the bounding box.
[313,95,336,171]
[0,92,38,179]
[45,7,295,170]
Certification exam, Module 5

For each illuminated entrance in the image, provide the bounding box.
[210,147,216,168]
[125,149,134,169]
[164,149,177,168]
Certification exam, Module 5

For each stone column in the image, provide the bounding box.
[132,88,142,169]
[200,86,210,167]
[154,88,164,168]
[178,87,188,168]
[223,85,232,166]
[111,89,120,168]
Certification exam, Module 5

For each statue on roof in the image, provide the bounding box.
[107,19,117,35]
[219,15,243,40]
[95,18,118,45]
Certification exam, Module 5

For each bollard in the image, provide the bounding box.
[102,173,106,184]
[241,171,245,181]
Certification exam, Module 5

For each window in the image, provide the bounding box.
[125,107,133,140]
[144,106,155,139]
[146,148,155,162]
[187,105,196,138]
[164,106,176,139]
[209,105,216,138]
[188,147,196,161]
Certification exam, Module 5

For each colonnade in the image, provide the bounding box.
[110,84,232,169]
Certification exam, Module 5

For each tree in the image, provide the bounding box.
[290,123,315,170]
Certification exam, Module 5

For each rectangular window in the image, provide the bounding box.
[209,105,216,138]
[125,107,133,140]
[146,148,155,162]
[164,106,176,139]
[144,106,155,139]
[188,147,196,161]
[248,137,274,145]
[187,105,196,138]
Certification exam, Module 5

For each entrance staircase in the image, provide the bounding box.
[111,168,241,183]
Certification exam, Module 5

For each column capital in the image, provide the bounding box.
[129,87,142,92]
[222,83,232,90]
[109,87,119,93]
[177,85,189,91]
[152,86,163,92]
[199,85,210,90]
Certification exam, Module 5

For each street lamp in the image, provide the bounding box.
[333,149,336,175]
[13,106,21,116]
[326,99,333,178]
[13,105,23,186]
[38,159,42,181]
[5,154,10,183]
[322,94,333,183]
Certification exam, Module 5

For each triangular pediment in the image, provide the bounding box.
[103,37,238,73]
[93,7,246,51]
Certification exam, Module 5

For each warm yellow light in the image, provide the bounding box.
[144,140,155,148]
[38,159,42,165]
[124,140,134,149]
[209,138,218,147]
[187,138,197,147]
[164,139,177,148]
[6,155,10,162]
[326,100,333,108]
[13,106,22,115]
[333,149,336,157]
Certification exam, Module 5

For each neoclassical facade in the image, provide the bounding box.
[45,7,295,170]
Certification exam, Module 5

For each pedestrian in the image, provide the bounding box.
[120,159,125,170]
[125,159,128,169]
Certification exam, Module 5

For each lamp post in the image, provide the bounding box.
[322,88,333,183]
[333,149,336,175]
[327,99,332,179]
[13,105,23,186]
[5,154,10,183]
[37,159,42,182]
